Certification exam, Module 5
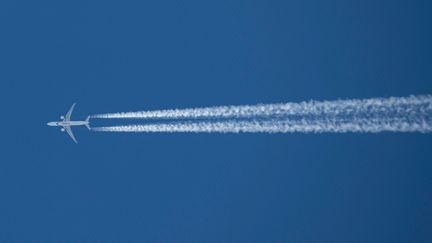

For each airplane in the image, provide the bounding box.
[47,103,90,143]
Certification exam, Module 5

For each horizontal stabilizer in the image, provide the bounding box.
[85,116,91,130]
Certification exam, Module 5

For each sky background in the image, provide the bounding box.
[0,0,431,242]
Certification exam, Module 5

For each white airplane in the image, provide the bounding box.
[47,103,90,143]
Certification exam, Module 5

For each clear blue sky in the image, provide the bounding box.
[0,0,431,242]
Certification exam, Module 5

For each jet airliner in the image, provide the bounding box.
[47,103,90,143]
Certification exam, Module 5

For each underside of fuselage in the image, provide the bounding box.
[47,121,88,127]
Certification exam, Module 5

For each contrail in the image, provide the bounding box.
[91,95,432,133]
[91,95,432,120]
[91,117,431,133]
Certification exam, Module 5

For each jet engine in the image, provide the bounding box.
[61,128,65,132]
[60,116,64,119]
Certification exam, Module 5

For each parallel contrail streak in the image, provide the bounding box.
[91,117,432,133]
[90,95,432,133]
[91,95,432,120]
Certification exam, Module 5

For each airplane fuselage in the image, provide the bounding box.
[48,103,90,143]
[47,121,89,127]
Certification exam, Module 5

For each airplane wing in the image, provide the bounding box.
[65,126,78,144]
[64,103,76,121]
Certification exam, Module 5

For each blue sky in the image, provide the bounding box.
[0,0,431,242]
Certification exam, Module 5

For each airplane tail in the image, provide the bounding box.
[85,116,91,130]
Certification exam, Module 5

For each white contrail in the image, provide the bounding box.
[91,95,432,120]
[90,95,432,133]
[91,117,432,133]
[90,119,431,133]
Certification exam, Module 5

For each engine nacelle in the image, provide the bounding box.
[61,128,65,132]
[60,116,64,119]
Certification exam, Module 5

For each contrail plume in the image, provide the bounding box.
[90,95,432,133]
[91,115,432,134]
[91,95,432,121]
